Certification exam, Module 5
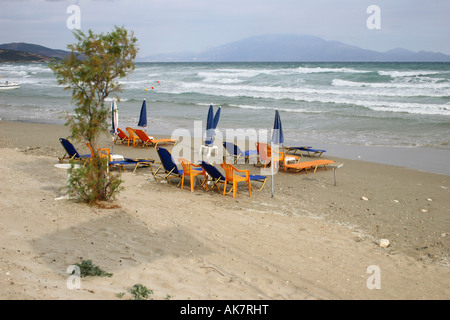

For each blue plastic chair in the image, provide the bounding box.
[222,141,258,164]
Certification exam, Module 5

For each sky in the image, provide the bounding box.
[1,0,450,58]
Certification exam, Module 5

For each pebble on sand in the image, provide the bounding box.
[380,239,390,248]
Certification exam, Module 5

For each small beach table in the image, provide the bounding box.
[328,162,344,186]
[54,163,82,200]
[199,145,218,161]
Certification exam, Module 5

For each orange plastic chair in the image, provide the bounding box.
[256,142,299,170]
[86,142,127,171]
[115,128,132,146]
[126,127,141,147]
[134,129,177,148]
[86,142,154,172]
[220,162,252,198]
[178,158,207,192]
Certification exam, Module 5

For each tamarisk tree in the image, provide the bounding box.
[50,26,138,203]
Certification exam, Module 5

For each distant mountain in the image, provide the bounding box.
[2,36,450,63]
[142,34,450,62]
[0,42,71,62]
[0,48,54,63]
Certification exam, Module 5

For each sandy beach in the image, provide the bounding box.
[0,120,449,300]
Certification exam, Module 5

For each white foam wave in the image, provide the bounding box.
[175,81,450,100]
[295,66,369,74]
[228,104,322,114]
[332,79,450,92]
[378,70,440,77]
[173,82,450,116]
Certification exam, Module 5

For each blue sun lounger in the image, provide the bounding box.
[59,138,91,164]
[85,142,154,173]
[110,158,154,173]
[154,147,203,185]
[285,146,326,157]
[200,160,267,193]
[223,141,258,164]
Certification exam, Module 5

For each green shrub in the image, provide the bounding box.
[67,158,123,204]
[73,260,113,278]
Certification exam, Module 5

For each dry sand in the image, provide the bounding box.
[0,120,449,300]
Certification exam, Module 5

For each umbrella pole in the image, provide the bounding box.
[271,142,274,198]
[111,135,115,153]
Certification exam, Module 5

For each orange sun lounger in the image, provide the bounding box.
[134,129,177,148]
[284,159,335,173]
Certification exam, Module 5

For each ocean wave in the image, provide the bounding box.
[332,78,450,91]
[228,104,324,114]
[378,70,441,77]
[295,66,370,74]
[175,81,450,99]
[173,83,450,116]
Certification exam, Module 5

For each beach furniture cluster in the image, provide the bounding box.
[58,134,336,198]
[115,127,176,148]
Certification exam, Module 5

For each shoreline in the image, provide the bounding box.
[0,119,449,299]
[2,119,449,176]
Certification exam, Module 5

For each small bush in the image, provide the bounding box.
[130,284,153,300]
[73,259,113,278]
[67,158,123,204]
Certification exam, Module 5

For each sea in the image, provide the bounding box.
[1,62,450,173]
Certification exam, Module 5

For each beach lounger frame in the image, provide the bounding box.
[285,146,326,157]
[284,159,335,173]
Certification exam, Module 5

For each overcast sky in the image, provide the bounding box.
[1,0,449,58]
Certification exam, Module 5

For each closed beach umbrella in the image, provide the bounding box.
[270,109,283,198]
[205,104,221,146]
[272,109,284,145]
[111,98,119,151]
[138,99,147,130]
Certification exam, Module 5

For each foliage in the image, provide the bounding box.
[50,26,137,149]
[49,26,137,204]
[130,284,153,300]
[73,260,113,278]
[67,158,123,204]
